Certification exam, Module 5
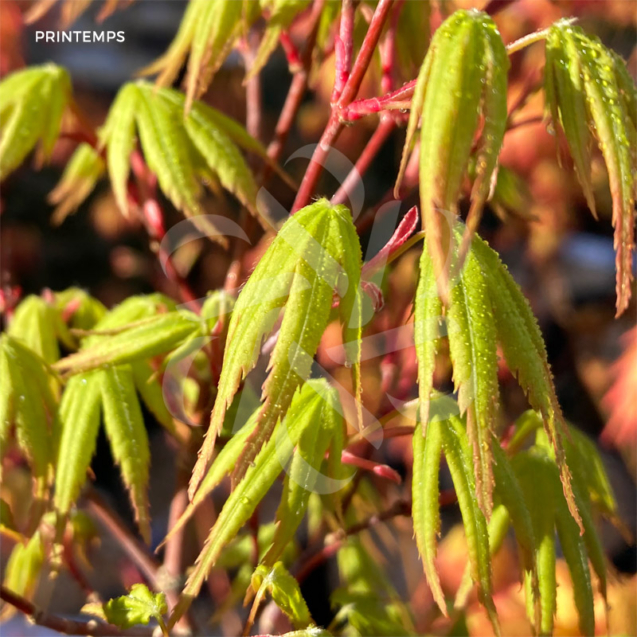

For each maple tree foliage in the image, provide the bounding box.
[0,1,635,636]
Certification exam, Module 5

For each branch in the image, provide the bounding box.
[264,0,326,172]
[0,586,153,637]
[331,116,396,206]
[292,0,395,212]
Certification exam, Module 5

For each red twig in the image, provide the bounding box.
[0,586,153,637]
[264,0,326,172]
[342,78,415,121]
[129,151,201,312]
[292,0,395,212]
[332,0,355,102]
[331,116,396,206]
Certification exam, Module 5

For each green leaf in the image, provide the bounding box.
[103,583,168,633]
[248,0,311,80]
[443,416,499,636]
[99,82,267,224]
[141,0,258,111]
[513,450,558,636]
[414,239,444,431]
[0,64,71,179]
[397,9,508,298]
[412,410,445,613]
[555,488,595,637]
[446,241,500,515]
[263,385,345,566]
[8,295,62,365]
[54,311,199,375]
[159,409,259,548]
[470,233,581,532]
[100,365,152,544]
[0,336,55,489]
[491,439,538,593]
[455,503,510,610]
[189,199,361,498]
[53,371,102,517]
[137,85,203,216]
[170,380,337,628]
[1,532,44,617]
[250,562,313,629]
[49,143,105,223]
[99,82,139,215]
[545,21,636,316]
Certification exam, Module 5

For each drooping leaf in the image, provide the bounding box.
[189,199,361,498]
[470,232,581,531]
[443,416,498,635]
[49,143,105,223]
[170,380,338,628]
[53,371,103,518]
[0,64,71,179]
[140,0,260,111]
[247,0,311,80]
[250,562,313,629]
[100,365,152,544]
[396,9,508,299]
[555,487,595,637]
[445,240,500,516]
[413,238,443,432]
[8,295,64,365]
[98,82,268,225]
[545,21,636,316]
[262,385,345,566]
[513,450,557,637]
[0,335,55,490]
[0,532,44,620]
[455,503,510,610]
[412,412,445,613]
[102,583,168,633]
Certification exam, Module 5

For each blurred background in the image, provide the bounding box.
[0,1,636,635]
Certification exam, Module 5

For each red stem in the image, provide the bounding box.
[331,116,395,205]
[332,0,355,102]
[342,78,416,120]
[292,0,395,212]
[264,0,326,172]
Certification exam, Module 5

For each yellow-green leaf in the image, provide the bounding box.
[189,199,361,498]
[250,562,313,629]
[263,386,344,566]
[545,21,636,316]
[103,583,168,632]
[397,9,508,298]
[101,365,152,544]
[49,143,105,223]
[0,64,71,179]
[53,371,102,517]
[170,380,336,628]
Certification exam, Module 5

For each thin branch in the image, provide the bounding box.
[264,0,326,172]
[292,0,395,212]
[332,0,355,102]
[331,116,395,205]
[0,586,153,637]
[85,490,194,634]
